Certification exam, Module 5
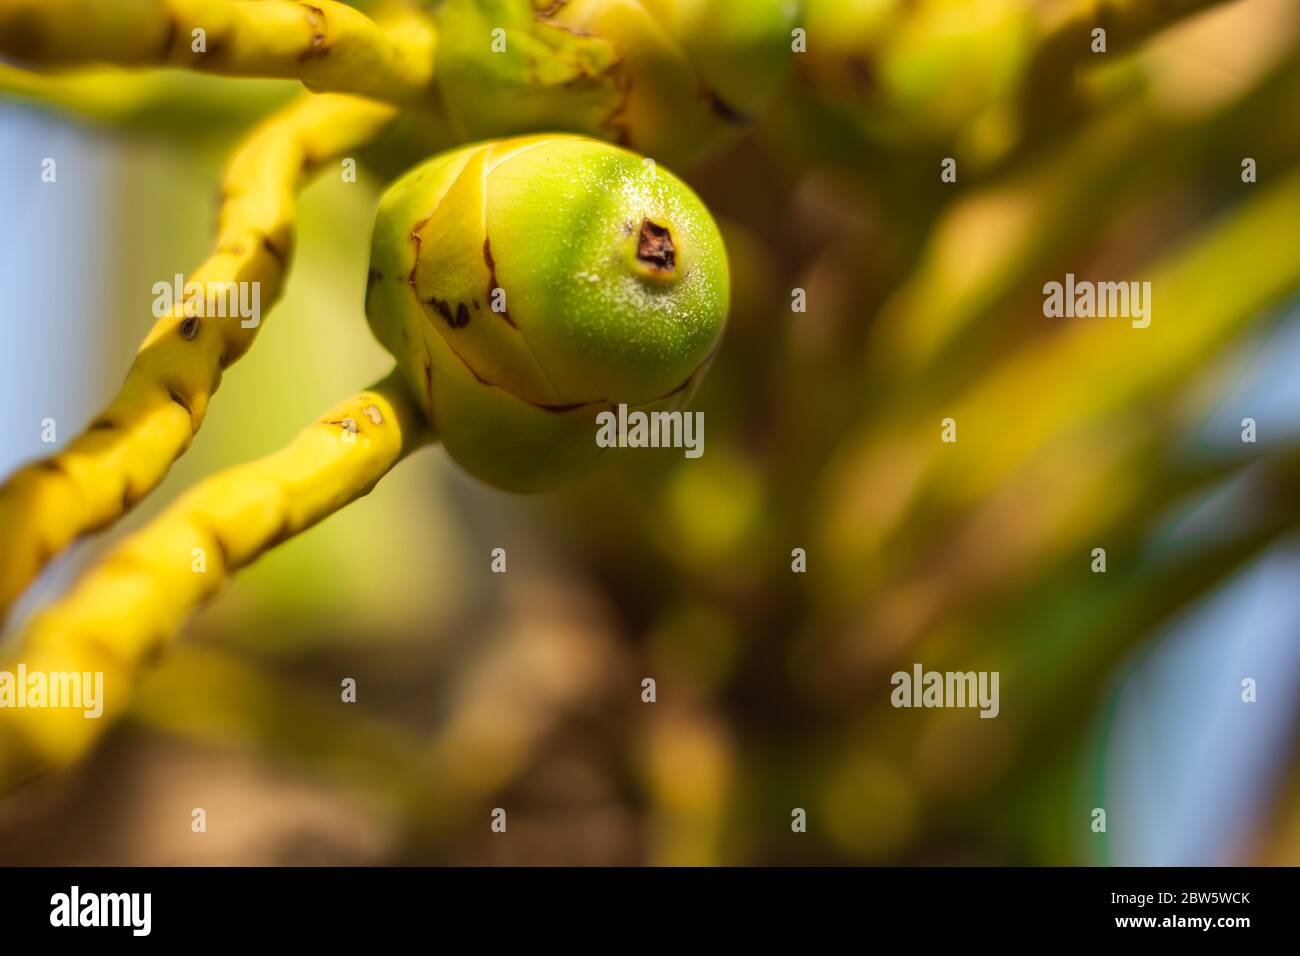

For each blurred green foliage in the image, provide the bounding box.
[2,0,1299,865]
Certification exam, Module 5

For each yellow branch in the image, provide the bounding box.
[0,370,432,789]
[0,0,436,104]
[0,91,397,622]
[0,60,296,132]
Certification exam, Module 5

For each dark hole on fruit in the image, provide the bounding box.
[637,219,675,274]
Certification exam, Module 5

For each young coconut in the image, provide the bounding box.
[432,0,799,169]
[366,134,729,493]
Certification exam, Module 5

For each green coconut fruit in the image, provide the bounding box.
[366,133,729,492]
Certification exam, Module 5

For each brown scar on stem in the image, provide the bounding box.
[165,381,195,421]
[33,458,71,476]
[166,383,203,435]
[362,404,383,425]
[261,235,288,268]
[636,219,675,273]
[299,4,329,60]
[325,417,359,437]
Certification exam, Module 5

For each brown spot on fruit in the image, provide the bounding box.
[637,219,676,274]
[180,317,200,340]
[427,297,470,329]
[482,237,517,327]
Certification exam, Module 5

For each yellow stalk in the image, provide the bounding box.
[0,0,436,104]
[0,91,397,622]
[0,369,432,789]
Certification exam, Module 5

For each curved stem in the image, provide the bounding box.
[0,369,432,790]
[0,60,297,133]
[0,0,436,105]
[0,91,397,622]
